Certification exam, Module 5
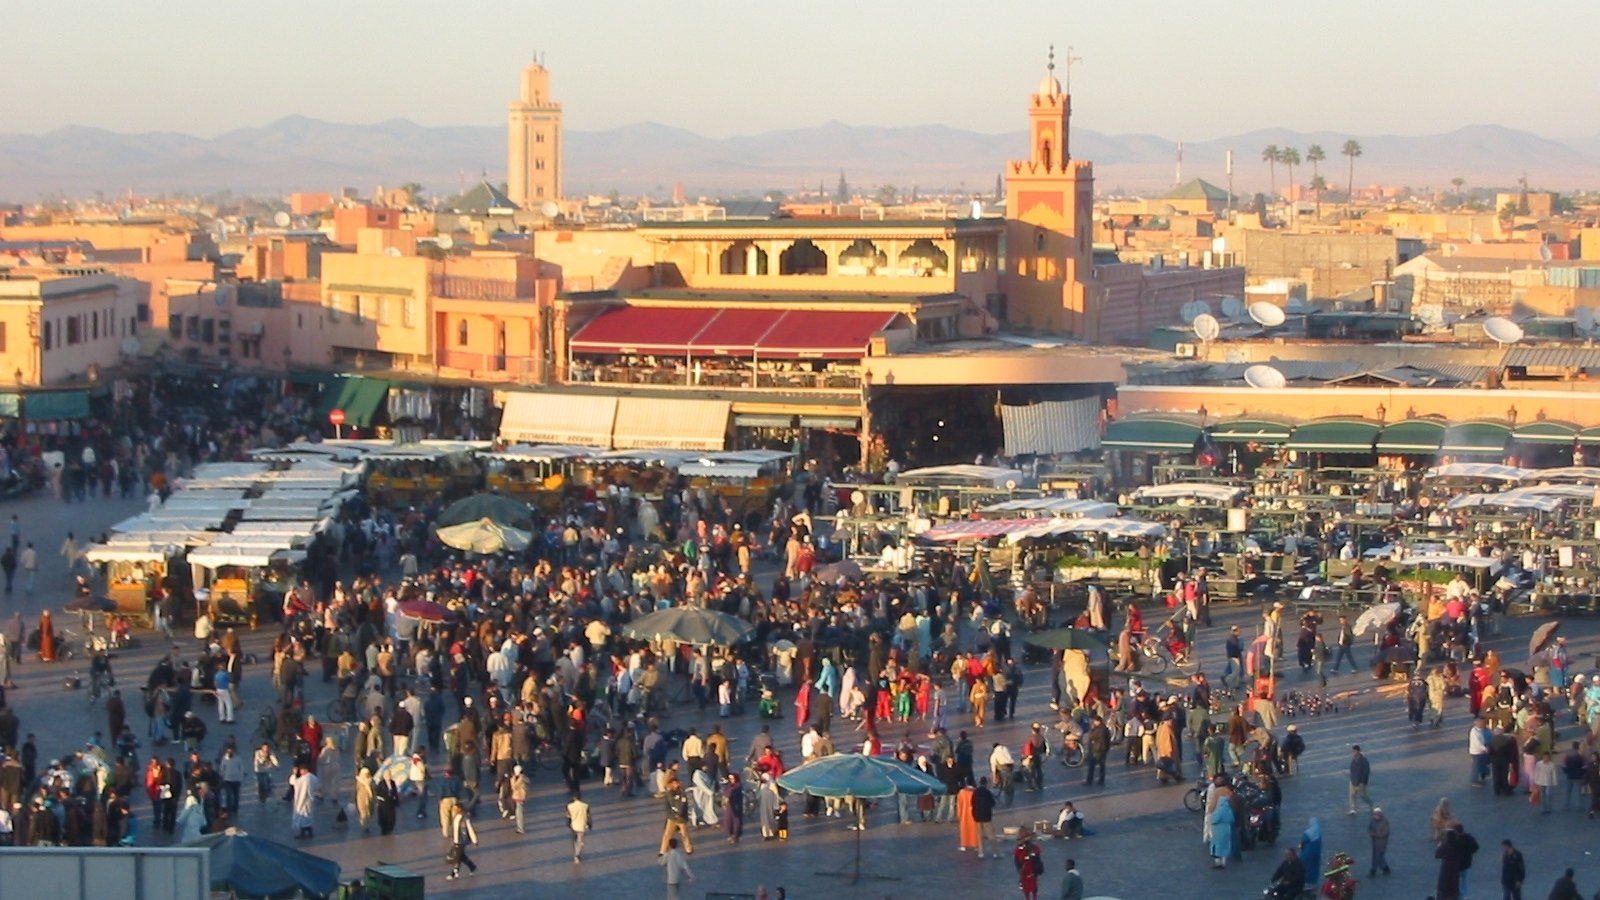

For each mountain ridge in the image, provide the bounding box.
[1,116,1596,200]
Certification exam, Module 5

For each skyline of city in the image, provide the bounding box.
[12,0,1600,141]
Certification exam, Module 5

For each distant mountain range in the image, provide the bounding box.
[2,115,1598,201]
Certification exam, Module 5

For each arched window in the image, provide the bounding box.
[719,240,769,275]
[837,239,887,275]
[778,239,827,276]
[899,239,949,276]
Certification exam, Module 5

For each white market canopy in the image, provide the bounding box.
[1447,492,1567,513]
[1129,482,1245,504]
[1396,553,1503,573]
[482,444,603,463]
[1521,466,1600,485]
[921,516,1165,542]
[980,498,1118,517]
[1424,463,1527,482]
[896,465,1024,488]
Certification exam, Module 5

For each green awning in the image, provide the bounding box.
[1512,420,1579,445]
[1208,418,1294,444]
[1375,419,1447,454]
[24,390,90,421]
[1284,419,1381,454]
[0,393,18,418]
[317,377,390,428]
[1440,420,1511,456]
[1102,417,1202,452]
[341,378,390,429]
[1579,426,1600,447]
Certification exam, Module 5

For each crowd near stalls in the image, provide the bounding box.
[8,377,1600,898]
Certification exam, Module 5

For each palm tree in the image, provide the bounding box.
[1310,175,1328,220]
[1450,177,1466,207]
[1281,147,1301,198]
[1306,144,1326,181]
[1341,139,1364,217]
[1261,144,1280,199]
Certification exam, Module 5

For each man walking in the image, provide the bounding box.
[1083,716,1111,788]
[1468,718,1491,786]
[1366,807,1391,877]
[1499,838,1525,900]
[1222,626,1244,690]
[18,544,35,595]
[1060,858,1084,900]
[566,788,591,863]
[658,777,693,856]
[1347,745,1372,815]
[972,776,996,858]
[1331,614,1357,674]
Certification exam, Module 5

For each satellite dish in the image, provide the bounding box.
[1577,307,1595,333]
[1442,243,1459,257]
[539,201,560,218]
[1179,302,1200,324]
[1249,301,1287,327]
[1482,316,1524,345]
[1220,297,1245,319]
[273,211,291,228]
[120,336,140,356]
[1244,364,1287,389]
[1192,299,1212,317]
[435,234,455,250]
[1161,203,1178,217]
[384,246,403,257]
[1539,244,1553,263]
[1192,313,1221,342]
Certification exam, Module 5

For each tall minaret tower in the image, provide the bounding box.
[1004,46,1097,336]
[507,60,563,209]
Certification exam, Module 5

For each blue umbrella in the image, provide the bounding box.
[778,753,944,884]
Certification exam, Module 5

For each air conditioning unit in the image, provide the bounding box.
[1175,342,1197,358]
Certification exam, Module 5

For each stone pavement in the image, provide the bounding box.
[6,494,1600,900]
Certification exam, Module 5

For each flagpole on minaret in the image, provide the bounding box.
[1176,141,1183,187]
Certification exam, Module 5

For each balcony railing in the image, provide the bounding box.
[436,349,538,380]
[569,363,861,392]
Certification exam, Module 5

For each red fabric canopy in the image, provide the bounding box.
[569,306,716,355]
[688,308,784,355]
[756,310,899,359]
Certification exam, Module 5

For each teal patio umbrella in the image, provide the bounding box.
[778,752,944,882]
[436,492,534,528]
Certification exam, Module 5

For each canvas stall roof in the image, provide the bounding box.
[1130,483,1244,504]
[980,498,1118,517]
[483,444,602,462]
[1446,492,1566,513]
[1522,466,1600,484]
[1396,553,1502,571]
[1424,462,1526,482]
[897,464,1024,487]
[1101,416,1202,452]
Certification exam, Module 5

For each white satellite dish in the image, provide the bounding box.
[273,211,291,228]
[120,336,140,356]
[1482,316,1524,345]
[1249,301,1287,327]
[1193,313,1221,342]
[435,234,455,250]
[1539,244,1553,263]
[1220,296,1245,319]
[1179,302,1201,324]
[384,246,403,257]
[1577,307,1595,333]
[1244,364,1287,389]
[1469,232,1484,244]
[539,200,560,219]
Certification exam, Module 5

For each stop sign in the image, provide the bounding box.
[328,408,346,426]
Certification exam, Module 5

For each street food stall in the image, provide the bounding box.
[364,441,487,507]
[481,444,600,510]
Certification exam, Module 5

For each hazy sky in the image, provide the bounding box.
[11,0,1598,140]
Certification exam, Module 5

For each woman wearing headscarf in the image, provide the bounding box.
[175,792,206,842]
[757,774,781,840]
[1429,797,1455,841]
[289,763,319,839]
[1297,817,1323,890]
[721,772,745,844]
[1208,795,1234,867]
[690,764,720,828]
[36,610,55,662]
[354,767,375,834]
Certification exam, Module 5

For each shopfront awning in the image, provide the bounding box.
[497,392,618,446]
[1512,419,1580,445]
[1439,420,1511,456]
[1101,416,1202,452]
[1284,418,1380,454]
[1375,418,1447,454]
[1207,417,1295,445]
[317,377,390,428]
[24,390,89,421]
[569,306,717,356]
[1001,396,1101,456]
[610,397,730,451]
[754,310,898,359]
